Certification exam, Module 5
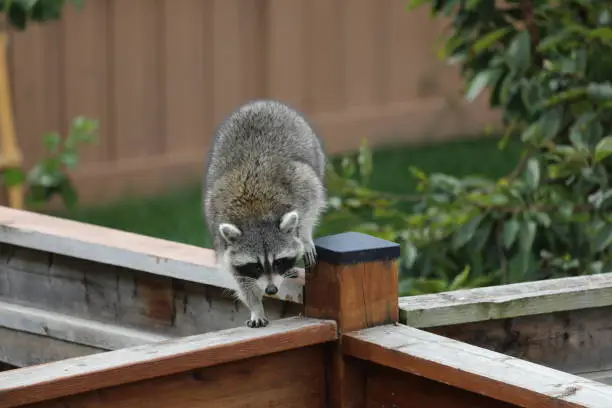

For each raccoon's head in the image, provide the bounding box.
[218,210,304,296]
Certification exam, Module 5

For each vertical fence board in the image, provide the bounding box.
[239,1,267,102]
[162,0,211,154]
[62,1,110,163]
[343,0,380,108]
[304,0,344,114]
[388,0,423,103]
[212,0,245,124]
[9,24,61,166]
[110,0,163,160]
[266,0,305,110]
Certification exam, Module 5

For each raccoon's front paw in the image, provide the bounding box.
[246,317,269,328]
[303,243,317,272]
[284,266,304,279]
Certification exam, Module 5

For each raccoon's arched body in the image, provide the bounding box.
[203,99,326,328]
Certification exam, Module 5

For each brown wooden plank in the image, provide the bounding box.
[212,0,244,125]
[0,317,336,407]
[110,0,163,160]
[62,0,110,163]
[303,0,344,113]
[9,23,61,167]
[429,305,612,377]
[365,362,515,408]
[0,206,303,303]
[161,0,212,153]
[399,272,612,328]
[343,0,380,107]
[266,0,305,109]
[22,346,326,408]
[0,326,103,368]
[304,232,401,408]
[344,324,612,408]
[239,0,267,101]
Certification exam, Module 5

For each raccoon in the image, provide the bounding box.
[203,99,326,328]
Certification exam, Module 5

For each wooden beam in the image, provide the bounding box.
[0,316,336,407]
[0,326,103,368]
[0,206,303,303]
[0,299,169,350]
[304,231,401,408]
[400,272,612,328]
[24,346,327,408]
[344,324,612,407]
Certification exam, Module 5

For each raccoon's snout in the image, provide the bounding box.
[265,284,278,295]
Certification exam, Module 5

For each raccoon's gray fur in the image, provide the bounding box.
[203,99,326,328]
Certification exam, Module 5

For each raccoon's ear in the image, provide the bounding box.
[219,223,242,244]
[279,210,299,233]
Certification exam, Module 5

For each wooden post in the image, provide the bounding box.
[304,231,401,408]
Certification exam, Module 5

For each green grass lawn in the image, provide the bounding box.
[51,135,522,248]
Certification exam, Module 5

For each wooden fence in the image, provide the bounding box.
[6,0,500,203]
[1,207,612,406]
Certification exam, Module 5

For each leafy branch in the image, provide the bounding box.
[2,116,98,209]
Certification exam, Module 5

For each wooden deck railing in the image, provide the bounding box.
[0,317,336,407]
[2,206,612,406]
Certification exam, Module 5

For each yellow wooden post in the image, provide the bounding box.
[0,31,24,209]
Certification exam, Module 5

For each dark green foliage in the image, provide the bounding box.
[328,0,612,295]
[3,116,98,209]
[0,0,83,30]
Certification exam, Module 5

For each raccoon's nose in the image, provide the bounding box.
[265,284,278,295]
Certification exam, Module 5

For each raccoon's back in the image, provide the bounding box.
[204,100,325,192]
[207,158,298,224]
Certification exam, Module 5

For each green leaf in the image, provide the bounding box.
[533,212,551,228]
[521,122,541,143]
[449,265,471,291]
[60,151,78,168]
[452,214,484,250]
[506,30,531,74]
[43,132,61,153]
[589,27,612,42]
[403,242,418,269]
[519,220,537,251]
[503,219,520,249]
[2,168,25,187]
[594,223,612,252]
[340,157,356,178]
[523,157,540,189]
[594,136,612,162]
[587,82,612,100]
[540,107,563,141]
[13,0,38,11]
[465,70,493,102]
[357,139,373,182]
[472,27,512,54]
[59,179,78,209]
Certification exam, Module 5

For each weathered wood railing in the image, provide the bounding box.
[2,208,612,407]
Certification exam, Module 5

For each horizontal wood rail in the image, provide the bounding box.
[0,206,303,303]
[0,317,336,408]
[400,272,612,328]
[344,324,612,407]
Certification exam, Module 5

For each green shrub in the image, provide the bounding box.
[325,0,612,295]
[2,116,98,209]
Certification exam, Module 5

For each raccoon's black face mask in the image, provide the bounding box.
[234,256,298,295]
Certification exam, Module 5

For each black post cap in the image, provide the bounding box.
[313,231,401,265]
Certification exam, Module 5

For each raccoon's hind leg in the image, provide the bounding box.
[235,283,269,328]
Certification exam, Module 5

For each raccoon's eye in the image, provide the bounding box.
[273,257,297,271]
[235,262,263,278]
